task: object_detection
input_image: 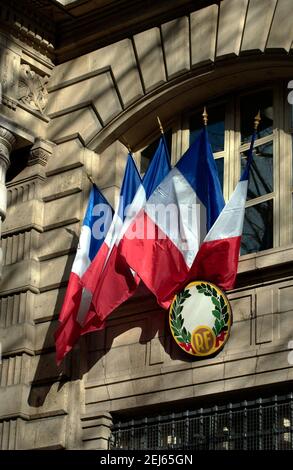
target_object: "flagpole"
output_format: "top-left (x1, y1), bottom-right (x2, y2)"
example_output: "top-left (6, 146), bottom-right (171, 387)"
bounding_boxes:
top-left (120, 137), bottom-right (133, 154)
top-left (254, 110), bottom-right (261, 130)
top-left (86, 173), bottom-right (95, 186)
top-left (157, 116), bottom-right (164, 134)
top-left (125, 142), bottom-right (132, 154)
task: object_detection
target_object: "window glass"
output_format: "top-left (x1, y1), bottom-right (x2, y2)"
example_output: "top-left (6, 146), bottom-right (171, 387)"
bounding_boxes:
top-left (241, 199), bottom-right (273, 255)
top-left (189, 105), bottom-right (225, 152)
top-left (241, 90), bottom-right (273, 143)
top-left (241, 142), bottom-right (273, 199)
top-left (215, 157), bottom-right (224, 191)
top-left (138, 84), bottom-right (292, 258)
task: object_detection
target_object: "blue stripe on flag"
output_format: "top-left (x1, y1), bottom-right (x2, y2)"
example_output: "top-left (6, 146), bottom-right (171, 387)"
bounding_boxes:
top-left (118, 153), bottom-right (142, 221)
top-left (176, 127), bottom-right (225, 230)
top-left (142, 135), bottom-right (171, 199)
top-left (83, 185), bottom-right (113, 261)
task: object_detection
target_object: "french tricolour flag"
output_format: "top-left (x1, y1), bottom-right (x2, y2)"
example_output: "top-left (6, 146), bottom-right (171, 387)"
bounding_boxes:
top-left (120, 127), bottom-right (225, 308)
top-left (81, 136), bottom-right (171, 326)
top-left (187, 130), bottom-right (257, 290)
top-left (55, 184), bottom-right (113, 364)
top-left (81, 153), bottom-right (142, 326)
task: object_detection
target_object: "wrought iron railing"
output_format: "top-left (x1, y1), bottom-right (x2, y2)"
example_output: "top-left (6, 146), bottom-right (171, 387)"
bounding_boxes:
top-left (109, 393), bottom-right (293, 450)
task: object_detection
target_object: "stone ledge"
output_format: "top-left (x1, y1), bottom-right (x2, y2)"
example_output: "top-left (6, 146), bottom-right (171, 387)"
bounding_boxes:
top-left (0, 384), bottom-right (32, 419)
top-left (0, 323), bottom-right (35, 355)
top-left (42, 167), bottom-right (83, 202)
top-left (84, 346), bottom-right (293, 395)
top-left (17, 414), bottom-right (67, 449)
top-left (84, 364), bottom-right (293, 415)
top-left (0, 260), bottom-right (40, 295)
top-left (238, 244), bottom-right (293, 273)
top-left (2, 200), bottom-right (44, 236)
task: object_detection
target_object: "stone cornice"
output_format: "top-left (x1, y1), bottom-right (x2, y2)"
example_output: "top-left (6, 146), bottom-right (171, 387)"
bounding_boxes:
top-left (0, 0), bottom-right (216, 62)
top-left (0, 0), bottom-right (55, 58)
top-left (54, 0), bottom-right (216, 63)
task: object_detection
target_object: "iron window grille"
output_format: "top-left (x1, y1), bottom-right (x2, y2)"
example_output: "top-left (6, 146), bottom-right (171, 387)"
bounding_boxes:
top-left (109, 393), bottom-right (293, 450)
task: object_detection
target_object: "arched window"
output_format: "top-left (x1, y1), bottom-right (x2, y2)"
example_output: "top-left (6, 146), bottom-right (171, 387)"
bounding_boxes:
top-left (134, 82), bottom-right (292, 256)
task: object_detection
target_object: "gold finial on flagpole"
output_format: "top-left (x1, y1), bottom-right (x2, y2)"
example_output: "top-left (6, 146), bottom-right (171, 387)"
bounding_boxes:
top-left (254, 110), bottom-right (261, 130)
top-left (202, 106), bottom-right (208, 126)
top-left (86, 173), bottom-right (95, 186)
top-left (157, 116), bottom-right (164, 134)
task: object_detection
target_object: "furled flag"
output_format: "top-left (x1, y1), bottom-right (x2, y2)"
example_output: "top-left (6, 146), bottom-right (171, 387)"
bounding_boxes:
top-left (54, 184), bottom-right (113, 365)
top-left (81, 136), bottom-right (171, 327)
top-left (120, 126), bottom-right (225, 309)
top-left (186, 117), bottom-right (259, 290)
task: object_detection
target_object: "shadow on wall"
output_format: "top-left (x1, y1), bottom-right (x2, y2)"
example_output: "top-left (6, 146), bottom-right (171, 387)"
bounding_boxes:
top-left (28, 228), bottom-right (80, 407)
top-left (27, 254), bottom-right (195, 409)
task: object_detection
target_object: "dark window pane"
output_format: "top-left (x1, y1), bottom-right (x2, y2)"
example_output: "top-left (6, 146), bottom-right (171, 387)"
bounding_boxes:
top-left (141, 128), bottom-right (172, 174)
top-left (241, 199), bottom-right (273, 255)
top-left (241, 90), bottom-right (273, 143)
top-left (189, 105), bottom-right (225, 152)
top-left (215, 157), bottom-right (224, 191)
top-left (241, 142), bottom-right (273, 199)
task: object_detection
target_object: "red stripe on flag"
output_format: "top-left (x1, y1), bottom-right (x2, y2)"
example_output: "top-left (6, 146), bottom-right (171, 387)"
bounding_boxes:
top-left (82, 244), bottom-right (139, 326)
top-left (120, 211), bottom-right (189, 309)
top-left (55, 273), bottom-right (106, 365)
top-left (187, 236), bottom-right (242, 290)
top-left (54, 272), bottom-right (82, 365)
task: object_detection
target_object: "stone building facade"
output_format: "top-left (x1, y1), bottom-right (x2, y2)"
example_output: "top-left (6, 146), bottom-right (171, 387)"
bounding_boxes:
top-left (0, 0), bottom-right (293, 450)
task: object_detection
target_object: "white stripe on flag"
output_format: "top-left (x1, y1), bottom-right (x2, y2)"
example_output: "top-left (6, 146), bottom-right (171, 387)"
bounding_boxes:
top-left (204, 180), bottom-right (248, 242)
top-left (72, 225), bottom-right (91, 277)
top-left (118, 184), bottom-right (146, 243)
top-left (145, 168), bottom-right (206, 267)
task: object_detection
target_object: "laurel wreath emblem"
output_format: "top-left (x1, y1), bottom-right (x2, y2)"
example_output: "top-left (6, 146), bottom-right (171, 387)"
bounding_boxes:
top-left (195, 283), bottom-right (229, 336)
top-left (170, 288), bottom-right (192, 345)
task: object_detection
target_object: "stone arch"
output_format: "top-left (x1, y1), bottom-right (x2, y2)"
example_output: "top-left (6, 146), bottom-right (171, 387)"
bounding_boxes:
top-left (47, 0), bottom-right (293, 150)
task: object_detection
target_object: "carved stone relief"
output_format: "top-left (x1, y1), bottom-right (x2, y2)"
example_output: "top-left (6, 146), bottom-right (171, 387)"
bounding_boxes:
top-left (28, 139), bottom-right (54, 167)
top-left (17, 64), bottom-right (49, 114)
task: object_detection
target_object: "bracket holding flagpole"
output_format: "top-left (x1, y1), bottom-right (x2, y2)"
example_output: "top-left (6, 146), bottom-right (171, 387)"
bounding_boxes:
top-left (126, 142), bottom-right (132, 154)
top-left (254, 110), bottom-right (261, 130)
top-left (120, 138), bottom-right (132, 154)
top-left (202, 106), bottom-right (208, 126)
top-left (157, 116), bottom-right (164, 135)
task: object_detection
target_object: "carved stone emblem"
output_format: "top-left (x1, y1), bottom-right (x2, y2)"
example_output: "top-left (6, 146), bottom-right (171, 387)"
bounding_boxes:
top-left (18, 64), bottom-right (49, 114)
top-left (28, 139), bottom-right (55, 167)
